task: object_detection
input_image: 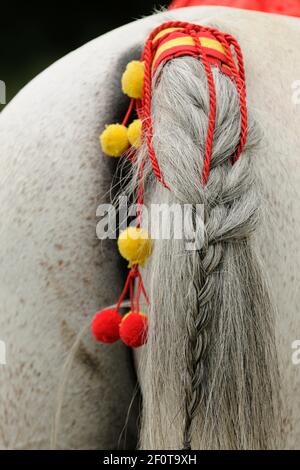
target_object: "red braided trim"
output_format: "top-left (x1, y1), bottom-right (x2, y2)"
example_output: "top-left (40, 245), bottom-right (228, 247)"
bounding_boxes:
top-left (140, 21), bottom-right (248, 185)
top-left (188, 27), bottom-right (216, 185)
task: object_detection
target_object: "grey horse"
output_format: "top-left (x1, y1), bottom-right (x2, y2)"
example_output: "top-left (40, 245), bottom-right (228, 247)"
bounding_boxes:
top-left (0, 6), bottom-right (299, 449)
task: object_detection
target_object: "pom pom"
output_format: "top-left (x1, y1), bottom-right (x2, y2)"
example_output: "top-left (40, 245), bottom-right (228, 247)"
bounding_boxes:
top-left (100, 124), bottom-right (129, 157)
top-left (119, 312), bottom-right (148, 348)
top-left (91, 308), bottom-right (122, 343)
top-left (121, 61), bottom-right (144, 99)
top-left (117, 227), bottom-right (153, 266)
top-left (128, 119), bottom-right (142, 148)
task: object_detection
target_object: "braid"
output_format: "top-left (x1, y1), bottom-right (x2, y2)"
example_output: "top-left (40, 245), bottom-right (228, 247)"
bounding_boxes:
top-left (183, 156), bottom-right (259, 448)
top-left (183, 241), bottom-right (223, 449)
top-left (181, 57), bottom-right (260, 445)
top-left (134, 56), bottom-right (280, 449)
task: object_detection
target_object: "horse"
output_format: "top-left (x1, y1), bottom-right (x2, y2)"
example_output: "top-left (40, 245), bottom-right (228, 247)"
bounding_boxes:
top-left (0, 6), bottom-right (299, 449)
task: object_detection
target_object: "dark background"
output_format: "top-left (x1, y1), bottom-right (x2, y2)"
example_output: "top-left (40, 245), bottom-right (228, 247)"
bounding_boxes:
top-left (0, 1), bottom-right (170, 105)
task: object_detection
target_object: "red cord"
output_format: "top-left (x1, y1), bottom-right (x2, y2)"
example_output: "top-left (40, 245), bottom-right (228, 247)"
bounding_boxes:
top-left (188, 27), bottom-right (216, 185)
top-left (116, 266), bottom-right (149, 314)
top-left (140, 21), bottom-right (248, 184)
top-left (142, 39), bottom-right (170, 189)
top-left (120, 22), bottom-right (248, 186)
top-left (122, 98), bottom-right (135, 126)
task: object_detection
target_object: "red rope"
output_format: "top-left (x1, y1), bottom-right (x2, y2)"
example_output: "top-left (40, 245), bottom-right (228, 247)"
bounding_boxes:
top-left (116, 269), bottom-right (133, 311)
top-left (120, 21), bottom-right (248, 187)
top-left (122, 98), bottom-right (135, 126)
top-left (116, 265), bottom-right (149, 314)
top-left (139, 20), bottom-right (248, 184)
top-left (188, 27), bottom-right (216, 185)
top-left (210, 29), bottom-right (248, 162)
top-left (142, 39), bottom-right (170, 189)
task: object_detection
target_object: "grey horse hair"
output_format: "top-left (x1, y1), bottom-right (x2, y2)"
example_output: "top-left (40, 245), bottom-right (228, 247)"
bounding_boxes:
top-left (125, 56), bottom-right (282, 449)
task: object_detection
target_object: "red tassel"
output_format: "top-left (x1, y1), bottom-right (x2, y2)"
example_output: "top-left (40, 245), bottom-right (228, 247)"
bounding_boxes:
top-left (91, 266), bottom-right (149, 347)
top-left (119, 312), bottom-right (148, 348)
top-left (91, 308), bottom-right (122, 343)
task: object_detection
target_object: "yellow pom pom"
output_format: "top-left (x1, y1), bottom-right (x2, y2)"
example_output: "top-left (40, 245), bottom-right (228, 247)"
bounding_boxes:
top-left (100, 124), bottom-right (129, 157)
top-left (118, 227), bottom-right (153, 267)
top-left (128, 119), bottom-right (142, 148)
top-left (121, 61), bottom-right (144, 99)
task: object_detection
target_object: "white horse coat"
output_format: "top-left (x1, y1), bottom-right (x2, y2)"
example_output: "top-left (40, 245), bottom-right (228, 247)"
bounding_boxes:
top-left (0, 6), bottom-right (299, 449)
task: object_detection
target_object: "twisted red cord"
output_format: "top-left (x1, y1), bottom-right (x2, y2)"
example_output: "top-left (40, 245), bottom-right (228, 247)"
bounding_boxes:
top-left (188, 27), bottom-right (216, 185)
top-left (142, 39), bottom-right (170, 189)
top-left (116, 269), bottom-right (133, 311)
top-left (139, 21), bottom-right (248, 184)
top-left (122, 98), bottom-right (135, 126)
top-left (211, 29), bottom-right (248, 162)
top-left (116, 266), bottom-right (149, 314)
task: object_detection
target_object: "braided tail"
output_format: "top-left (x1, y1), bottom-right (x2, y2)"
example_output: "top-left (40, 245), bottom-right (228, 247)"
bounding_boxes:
top-left (183, 239), bottom-right (221, 449)
top-left (134, 57), bottom-right (281, 449)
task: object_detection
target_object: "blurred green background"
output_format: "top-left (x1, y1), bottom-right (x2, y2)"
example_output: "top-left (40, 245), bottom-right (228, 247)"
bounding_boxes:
top-left (0, 1), bottom-right (169, 105)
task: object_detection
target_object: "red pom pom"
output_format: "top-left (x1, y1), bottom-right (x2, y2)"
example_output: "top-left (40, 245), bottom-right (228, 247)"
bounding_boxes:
top-left (119, 312), bottom-right (148, 348)
top-left (91, 308), bottom-right (122, 343)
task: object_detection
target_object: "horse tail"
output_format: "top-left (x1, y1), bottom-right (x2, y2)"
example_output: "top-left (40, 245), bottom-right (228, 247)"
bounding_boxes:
top-left (134, 56), bottom-right (281, 449)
